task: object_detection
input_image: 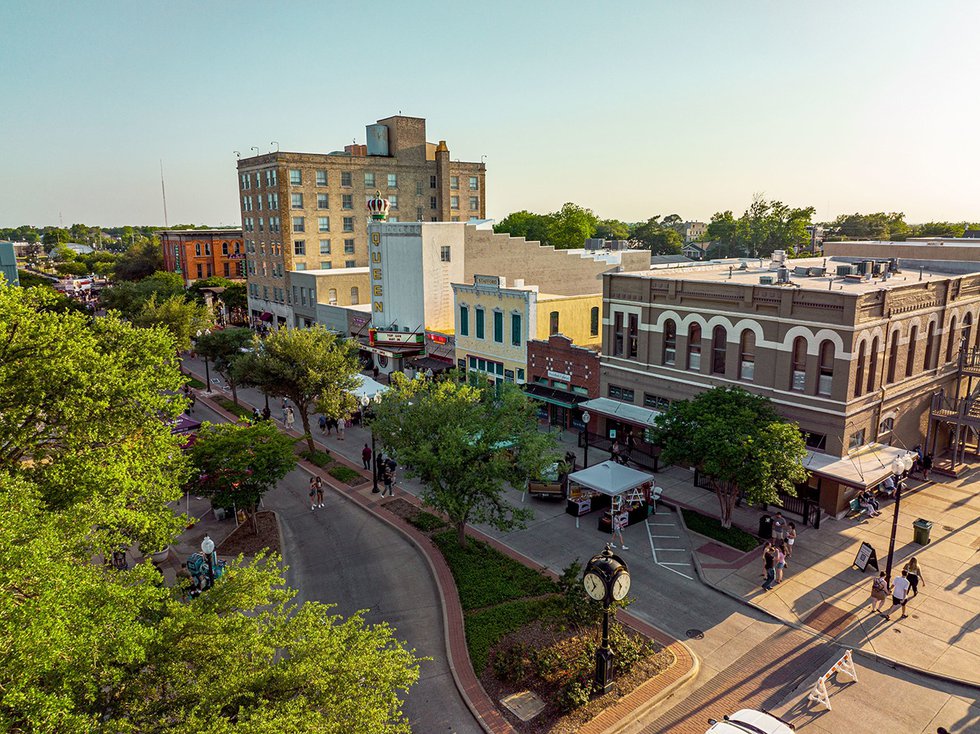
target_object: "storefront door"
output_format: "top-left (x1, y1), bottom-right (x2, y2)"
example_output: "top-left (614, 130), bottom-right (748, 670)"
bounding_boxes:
top-left (550, 404), bottom-right (567, 428)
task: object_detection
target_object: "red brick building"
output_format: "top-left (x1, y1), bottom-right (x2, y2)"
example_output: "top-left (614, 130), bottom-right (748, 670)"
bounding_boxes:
top-left (525, 334), bottom-right (600, 429)
top-left (160, 229), bottom-right (245, 286)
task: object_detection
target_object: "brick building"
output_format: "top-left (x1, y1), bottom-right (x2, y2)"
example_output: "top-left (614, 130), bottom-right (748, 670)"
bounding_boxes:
top-left (160, 229), bottom-right (245, 286)
top-left (236, 115), bottom-right (486, 325)
top-left (596, 256), bottom-right (980, 516)
top-left (526, 333), bottom-right (600, 429)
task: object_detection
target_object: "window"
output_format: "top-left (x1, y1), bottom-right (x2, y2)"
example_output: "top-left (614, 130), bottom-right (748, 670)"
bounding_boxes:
top-left (295, 262), bottom-right (306, 271)
top-left (628, 314), bottom-right (639, 358)
top-left (511, 314), bottom-right (522, 346)
top-left (450, 176), bottom-right (459, 190)
top-left (320, 261), bottom-right (331, 269)
top-left (430, 196), bottom-right (437, 210)
top-left (416, 207), bottom-right (424, 221)
top-left (739, 330), bottom-right (755, 380)
top-left (241, 173), bottom-right (250, 189)
top-left (387, 173), bottom-right (397, 188)
top-left (493, 311), bottom-right (504, 343)
top-left (196, 263), bottom-right (203, 279)
top-left (608, 384), bottom-right (635, 403)
top-left (867, 336), bottom-right (879, 393)
top-left (294, 240), bottom-right (305, 255)
top-left (469, 196), bottom-right (479, 211)
top-left (517, 368), bottom-right (525, 382)
top-left (342, 194), bottom-right (353, 210)
top-left (416, 180), bottom-right (423, 195)
top-left (590, 307), bottom-right (600, 337)
top-left (299, 287), bottom-right (306, 305)
top-left (344, 238), bottom-right (355, 254)
top-left (289, 169), bottom-right (302, 185)
top-left (475, 308), bottom-right (485, 339)
top-left (389, 195), bottom-right (398, 209)
top-left (292, 216), bottom-right (305, 232)
top-left (803, 431), bottom-right (827, 450)
top-left (291, 193), bottom-right (303, 209)
top-left (343, 217), bottom-right (354, 232)
top-left (469, 176), bottom-right (478, 190)
top-left (318, 216), bottom-right (330, 232)
top-left (963, 313), bottom-right (974, 354)
top-left (879, 417), bottom-right (895, 434)
top-left (818, 340), bottom-right (834, 395)
top-left (459, 305), bottom-right (469, 336)
top-left (791, 336), bottom-right (807, 391)
top-left (549, 311), bottom-right (560, 336)
top-left (351, 287), bottom-right (359, 305)
top-left (906, 325), bottom-right (918, 377)
top-left (855, 341), bottom-right (867, 397)
top-left (450, 195), bottom-right (459, 210)
top-left (887, 329), bottom-right (900, 383)
top-left (430, 175), bottom-right (437, 189)
top-left (687, 324), bottom-right (702, 371)
top-left (711, 326), bottom-right (727, 375)
top-left (195, 242), bottom-right (201, 256)
top-left (317, 193), bottom-right (329, 209)
top-left (440, 246), bottom-right (451, 262)
top-left (319, 239), bottom-right (331, 255)
top-left (925, 320), bottom-right (939, 369)
top-left (265, 169), bottom-right (277, 186)
top-left (364, 172), bottom-right (375, 187)
top-left (663, 319), bottom-right (677, 365)
top-left (848, 428), bottom-right (866, 451)
top-left (643, 394), bottom-right (670, 411)
top-left (316, 170), bottom-right (327, 186)
top-left (328, 288), bottom-right (337, 305)
top-left (946, 316), bottom-right (958, 363)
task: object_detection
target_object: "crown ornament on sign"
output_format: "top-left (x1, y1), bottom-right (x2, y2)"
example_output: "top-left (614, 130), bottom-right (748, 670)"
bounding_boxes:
top-left (367, 190), bottom-right (390, 221)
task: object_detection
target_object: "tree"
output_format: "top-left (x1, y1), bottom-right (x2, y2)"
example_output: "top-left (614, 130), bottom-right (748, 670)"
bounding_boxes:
top-left (187, 421), bottom-right (296, 532)
top-left (234, 326), bottom-right (362, 453)
top-left (101, 271), bottom-right (186, 319)
top-left (493, 210), bottom-right (554, 244)
top-left (41, 227), bottom-right (70, 247)
top-left (194, 327), bottom-right (252, 404)
top-left (706, 210), bottom-right (738, 252)
top-left (136, 294), bottom-right (213, 353)
top-left (547, 202), bottom-right (598, 249)
top-left (652, 387), bottom-right (809, 528)
top-left (594, 218), bottom-right (630, 241)
top-left (113, 236), bottom-right (164, 281)
top-left (630, 217), bottom-right (683, 255)
top-left (370, 374), bottom-right (557, 546)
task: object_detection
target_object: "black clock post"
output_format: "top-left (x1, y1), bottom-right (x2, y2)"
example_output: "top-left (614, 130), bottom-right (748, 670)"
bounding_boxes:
top-left (582, 544), bottom-right (631, 696)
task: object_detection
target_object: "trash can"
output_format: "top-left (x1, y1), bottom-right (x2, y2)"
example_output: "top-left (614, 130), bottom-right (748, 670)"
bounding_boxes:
top-left (759, 514), bottom-right (773, 540)
top-left (913, 518), bottom-right (933, 545)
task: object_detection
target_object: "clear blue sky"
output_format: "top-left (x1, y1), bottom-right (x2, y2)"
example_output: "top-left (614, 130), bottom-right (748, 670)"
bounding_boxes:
top-left (2, 1), bottom-right (978, 228)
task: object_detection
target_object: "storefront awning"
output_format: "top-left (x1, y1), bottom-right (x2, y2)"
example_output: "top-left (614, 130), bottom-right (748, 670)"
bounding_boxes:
top-left (803, 443), bottom-right (914, 490)
top-left (524, 383), bottom-right (585, 409)
top-left (579, 397), bottom-right (661, 428)
top-left (358, 341), bottom-right (423, 358)
top-left (568, 460), bottom-right (653, 496)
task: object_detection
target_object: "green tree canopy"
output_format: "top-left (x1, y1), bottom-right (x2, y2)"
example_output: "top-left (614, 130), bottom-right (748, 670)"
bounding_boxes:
top-left (101, 270), bottom-right (186, 319)
top-left (706, 197), bottom-right (815, 257)
top-left (652, 387), bottom-right (809, 528)
top-left (194, 326), bottom-right (253, 404)
top-left (234, 326), bottom-right (362, 452)
top-left (113, 236), bottom-right (164, 281)
top-left (594, 218), bottom-right (631, 241)
top-left (493, 210), bottom-right (554, 244)
top-left (136, 293), bottom-right (213, 353)
top-left (629, 217), bottom-right (683, 255)
top-left (546, 202), bottom-right (598, 249)
top-left (370, 374), bottom-right (557, 546)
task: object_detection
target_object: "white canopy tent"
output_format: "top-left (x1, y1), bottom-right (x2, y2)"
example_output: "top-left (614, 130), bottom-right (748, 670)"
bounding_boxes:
top-left (349, 374), bottom-right (388, 401)
top-left (567, 460), bottom-right (653, 496)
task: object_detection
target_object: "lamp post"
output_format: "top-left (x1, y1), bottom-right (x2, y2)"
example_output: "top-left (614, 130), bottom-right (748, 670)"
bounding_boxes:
top-left (582, 545), bottom-right (631, 696)
top-left (195, 329), bottom-right (212, 393)
top-left (884, 452), bottom-right (915, 580)
top-left (361, 394), bottom-right (380, 493)
top-left (201, 535), bottom-right (216, 590)
top-left (582, 411), bottom-right (591, 469)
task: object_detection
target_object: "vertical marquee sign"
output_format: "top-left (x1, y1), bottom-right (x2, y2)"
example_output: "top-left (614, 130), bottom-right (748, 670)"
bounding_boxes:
top-left (371, 231), bottom-right (384, 314)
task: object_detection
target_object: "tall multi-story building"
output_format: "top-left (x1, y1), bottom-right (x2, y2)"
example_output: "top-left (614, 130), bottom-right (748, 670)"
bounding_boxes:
top-left (159, 229), bottom-right (245, 286)
top-left (236, 115), bottom-right (487, 325)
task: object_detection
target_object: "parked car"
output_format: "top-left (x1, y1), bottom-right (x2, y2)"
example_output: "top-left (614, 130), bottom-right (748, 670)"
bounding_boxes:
top-left (706, 709), bottom-right (796, 734)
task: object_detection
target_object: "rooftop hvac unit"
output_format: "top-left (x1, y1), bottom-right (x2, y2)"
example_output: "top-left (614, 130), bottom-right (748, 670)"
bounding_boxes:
top-left (777, 267), bottom-right (790, 283)
top-left (808, 266), bottom-right (827, 277)
top-left (793, 266), bottom-right (809, 277)
top-left (759, 275), bottom-right (775, 285)
top-left (836, 264), bottom-right (857, 276)
top-left (888, 258), bottom-right (900, 272)
top-left (856, 260), bottom-right (874, 275)
top-left (872, 261), bottom-right (886, 276)
top-left (772, 249), bottom-right (787, 265)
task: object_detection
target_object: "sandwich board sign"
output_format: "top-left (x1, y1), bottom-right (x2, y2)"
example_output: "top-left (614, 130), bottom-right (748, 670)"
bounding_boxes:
top-left (853, 542), bottom-right (879, 572)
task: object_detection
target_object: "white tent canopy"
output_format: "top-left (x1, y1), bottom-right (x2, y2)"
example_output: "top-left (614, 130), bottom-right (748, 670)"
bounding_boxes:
top-left (567, 460), bottom-right (653, 496)
top-left (349, 374), bottom-right (388, 401)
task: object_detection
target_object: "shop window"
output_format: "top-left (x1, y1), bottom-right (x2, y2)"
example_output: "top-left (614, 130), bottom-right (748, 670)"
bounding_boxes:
top-left (739, 330), bottom-right (755, 381)
top-left (608, 384), bottom-right (635, 403)
top-left (590, 306), bottom-right (600, 337)
top-left (854, 341), bottom-right (867, 397)
top-left (818, 340), bottom-right (834, 395)
top-left (887, 329), bottom-right (900, 383)
top-left (906, 325), bottom-right (918, 377)
top-left (687, 324), bottom-right (701, 371)
top-left (711, 326), bottom-right (726, 375)
top-left (663, 319), bottom-right (676, 365)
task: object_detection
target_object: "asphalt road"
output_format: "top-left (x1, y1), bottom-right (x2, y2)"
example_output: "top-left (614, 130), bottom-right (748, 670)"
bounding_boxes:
top-left (194, 402), bottom-right (481, 734)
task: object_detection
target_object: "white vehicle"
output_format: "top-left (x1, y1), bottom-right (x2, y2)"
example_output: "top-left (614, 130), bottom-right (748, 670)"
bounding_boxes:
top-left (706, 708), bottom-right (796, 734)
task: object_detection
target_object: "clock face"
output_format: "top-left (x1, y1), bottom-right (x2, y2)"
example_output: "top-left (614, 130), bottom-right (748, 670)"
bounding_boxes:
top-left (583, 571), bottom-right (606, 601)
top-left (611, 571), bottom-right (631, 601)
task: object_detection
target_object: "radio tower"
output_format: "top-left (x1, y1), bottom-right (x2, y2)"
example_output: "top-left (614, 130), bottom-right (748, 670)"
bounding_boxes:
top-left (160, 160), bottom-right (169, 227)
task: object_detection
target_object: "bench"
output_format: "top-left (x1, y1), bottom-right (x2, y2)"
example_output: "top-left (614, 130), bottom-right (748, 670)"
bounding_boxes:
top-left (849, 497), bottom-right (869, 517)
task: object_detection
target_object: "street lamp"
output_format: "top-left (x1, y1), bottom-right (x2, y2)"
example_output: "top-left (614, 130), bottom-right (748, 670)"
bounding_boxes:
top-left (582, 545), bottom-right (631, 695)
top-left (582, 411), bottom-right (592, 469)
top-left (195, 329), bottom-right (212, 393)
top-left (884, 452), bottom-right (916, 580)
top-left (201, 535), bottom-right (216, 590)
top-left (361, 394), bottom-right (380, 493)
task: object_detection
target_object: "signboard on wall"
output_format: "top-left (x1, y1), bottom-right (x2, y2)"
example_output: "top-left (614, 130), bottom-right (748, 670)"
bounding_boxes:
top-left (369, 329), bottom-right (424, 346)
top-left (473, 274), bottom-right (500, 287)
top-left (547, 369), bottom-right (572, 382)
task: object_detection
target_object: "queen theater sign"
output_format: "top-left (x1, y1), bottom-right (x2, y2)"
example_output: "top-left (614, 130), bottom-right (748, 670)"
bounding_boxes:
top-left (370, 231), bottom-right (384, 314)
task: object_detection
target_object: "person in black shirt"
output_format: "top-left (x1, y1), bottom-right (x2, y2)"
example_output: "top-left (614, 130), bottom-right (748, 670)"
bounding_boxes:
top-left (761, 543), bottom-right (776, 591)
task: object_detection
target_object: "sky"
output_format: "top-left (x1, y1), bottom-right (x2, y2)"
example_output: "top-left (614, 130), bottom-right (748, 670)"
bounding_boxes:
top-left (2, 1), bottom-right (979, 228)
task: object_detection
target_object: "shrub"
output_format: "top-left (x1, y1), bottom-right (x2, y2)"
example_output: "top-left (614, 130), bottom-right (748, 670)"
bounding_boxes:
top-left (300, 449), bottom-right (332, 468)
top-left (408, 511), bottom-right (446, 533)
top-left (185, 377), bottom-right (206, 389)
top-left (557, 678), bottom-right (592, 712)
top-left (328, 465), bottom-right (363, 484)
top-left (215, 396), bottom-right (253, 420)
top-left (681, 508), bottom-right (759, 552)
top-left (492, 642), bottom-right (534, 684)
top-left (465, 597), bottom-right (563, 673)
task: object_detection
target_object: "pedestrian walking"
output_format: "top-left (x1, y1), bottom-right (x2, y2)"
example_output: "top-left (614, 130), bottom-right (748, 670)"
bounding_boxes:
top-left (772, 512), bottom-right (787, 542)
top-left (786, 522), bottom-right (797, 557)
top-left (372, 365), bottom-right (380, 381)
top-left (362, 443), bottom-right (372, 469)
top-left (381, 465), bottom-right (395, 497)
top-left (252, 407), bottom-right (261, 422)
top-left (187, 391), bottom-right (196, 414)
top-left (261, 405), bottom-right (271, 421)
top-left (922, 453), bottom-right (933, 480)
top-left (314, 476), bottom-right (325, 508)
top-left (326, 417), bottom-right (337, 436)
top-left (886, 569), bottom-right (912, 619)
top-left (761, 543), bottom-right (776, 591)
top-left (281, 399), bottom-right (289, 422)
top-left (308, 477), bottom-right (318, 512)
top-left (336, 417), bottom-right (346, 440)
top-left (610, 439), bottom-right (622, 464)
top-left (870, 571), bottom-right (889, 614)
top-left (318, 415), bottom-right (327, 434)
top-left (903, 557), bottom-right (925, 597)
top-left (610, 510), bottom-right (629, 550)
top-left (285, 407), bottom-right (295, 431)
top-left (774, 542), bottom-right (787, 584)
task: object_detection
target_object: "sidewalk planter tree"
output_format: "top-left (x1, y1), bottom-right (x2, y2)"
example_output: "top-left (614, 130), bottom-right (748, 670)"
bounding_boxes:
top-left (194, 327), bottom-right (252, 405)
top-left (187, 421), bottom-right (297, 533)
top-left (135, 293), bottom-right (214, 353)
top-left (234, 325), bottom-right (361, 453)
top-left (371, 372), bottom-right (557, 547)
top-left (652, 386), bottom-right (809, 529)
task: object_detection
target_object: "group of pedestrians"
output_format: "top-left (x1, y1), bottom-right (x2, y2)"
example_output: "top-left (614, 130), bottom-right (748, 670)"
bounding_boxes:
top-left (317, 414), bottom-right (347, 439)
top-left (870, 557), bottom-right (925, 620)
top-left (761, 512), bottom-right (797, 591)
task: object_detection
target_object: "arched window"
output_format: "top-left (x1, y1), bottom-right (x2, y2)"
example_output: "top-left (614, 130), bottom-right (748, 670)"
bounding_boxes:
top-left (867, 336), bottom-right (880, 393)
top-left (818, 340), bottom-right (834, 395)
top-left (739, 330), bottom-right (756, 380)
top-left (590, 306), bottom-right (600, 337)
top-left (963, 313), bottom-right (973, 356)
top-left (350, 286), bottom-right (359, 305)
top-left (946, 316), bottom-right (958, 363)
top-left (925, 321), bottom-right (937, 369)
top-left (906, 325), bottom-right (918, 376)
top-left (328, 288), bottom-right (337, 305)
top-left (887, 329), bottom-right (900, 383)
top-left (687, 324), bottom-right (702, 371)
top-left (791, 337), bottom-right (807, 391)
top-left (855, 341), bottom-right (867, 397)
top-left (662, 319), bottom-right (677, 365)
top-left (711, 326), bottom-right (727, 375)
